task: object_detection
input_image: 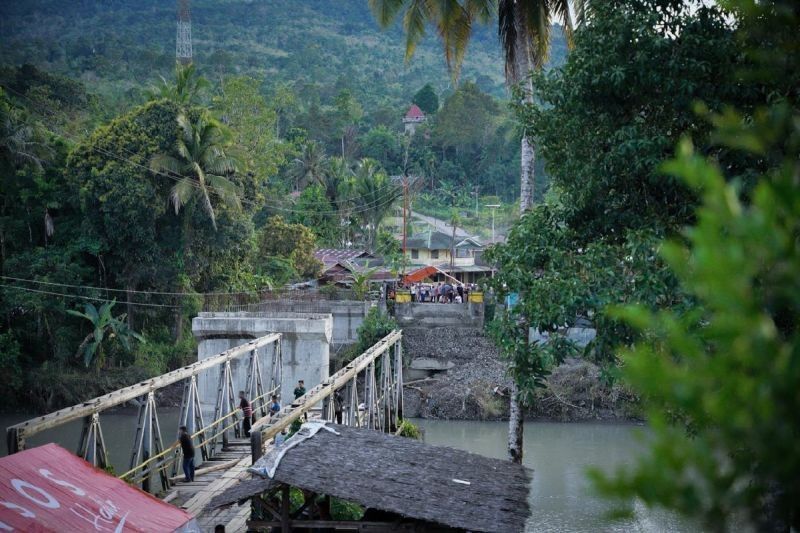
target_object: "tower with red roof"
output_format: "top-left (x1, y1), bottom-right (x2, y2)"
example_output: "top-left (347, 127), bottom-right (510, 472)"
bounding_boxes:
top-left (403, 104), bottom-right (427, 134)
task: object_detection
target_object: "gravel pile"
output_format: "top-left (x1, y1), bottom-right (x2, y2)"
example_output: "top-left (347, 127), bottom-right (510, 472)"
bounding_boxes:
top-left (402, 327), bottom-right (512, 420)
top-left (402, 329), bottom-right (639, 422)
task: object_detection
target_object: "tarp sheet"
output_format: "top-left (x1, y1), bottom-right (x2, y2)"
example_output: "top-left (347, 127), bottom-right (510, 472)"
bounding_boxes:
top-left (0, 443), bottom-right (199, 532)
top-left (403, 265), bottom-right (440, 284)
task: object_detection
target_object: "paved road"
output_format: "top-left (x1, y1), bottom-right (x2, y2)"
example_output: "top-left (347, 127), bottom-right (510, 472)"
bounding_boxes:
top-left (411, 211), bottom-right (472, 238)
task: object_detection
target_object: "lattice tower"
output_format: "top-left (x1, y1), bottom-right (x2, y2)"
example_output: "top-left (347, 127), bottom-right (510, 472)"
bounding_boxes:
top-left (176, 0), bottom-right (192, 65)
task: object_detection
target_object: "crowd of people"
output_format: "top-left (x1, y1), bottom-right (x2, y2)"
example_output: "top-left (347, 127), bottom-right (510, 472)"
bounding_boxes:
top-left (407, 281), bottom-right (479, 303)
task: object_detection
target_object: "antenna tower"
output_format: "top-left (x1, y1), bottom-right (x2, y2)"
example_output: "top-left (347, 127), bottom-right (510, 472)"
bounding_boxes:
top-left (176, 0), bottom-right (193, 65)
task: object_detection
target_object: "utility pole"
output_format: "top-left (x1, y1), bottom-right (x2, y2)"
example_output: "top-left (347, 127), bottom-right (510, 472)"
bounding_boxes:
top-left (402, 175), bottom-right (408, 280)
top-left (473, 186), bottom-right (480, 218)
top-left (176, 0), bottom-right (193, 65)
top-left (486, 204), bottom-right (500, 243)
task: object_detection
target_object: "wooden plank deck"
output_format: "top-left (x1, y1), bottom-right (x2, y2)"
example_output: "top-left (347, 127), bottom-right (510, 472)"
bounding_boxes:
top-left (160, 437), bottom-right (255, 532)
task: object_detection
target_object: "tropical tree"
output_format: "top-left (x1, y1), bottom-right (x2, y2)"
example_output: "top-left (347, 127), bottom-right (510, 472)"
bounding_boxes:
top-left (352, 159), bottom-right (402, 251)
top-left (412, 83), bottom-right (439, 114)
top-left (147, 63), bottom-right (209, 107)
top-left (289, 140), bottom-right (329, 192)
top-left (369, 0), bottom-right (579, 463)
top-left (67, 301), bottom-right (145, 368)
top-left (150, 112), bottom-right (241, 231)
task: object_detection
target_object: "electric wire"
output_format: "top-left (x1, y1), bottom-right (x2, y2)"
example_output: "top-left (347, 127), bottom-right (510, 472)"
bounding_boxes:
top-left (0, 83), bottom-right (404, 217)
top-left (0, 283), bottom-right (181, 308)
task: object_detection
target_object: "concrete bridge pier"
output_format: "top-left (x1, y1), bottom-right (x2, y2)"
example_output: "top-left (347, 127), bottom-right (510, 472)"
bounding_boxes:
top-left (192, 312), bottom-right (333, 409)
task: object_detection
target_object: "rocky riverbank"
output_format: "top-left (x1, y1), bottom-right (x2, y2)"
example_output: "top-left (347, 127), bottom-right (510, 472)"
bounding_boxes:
top-left (402, 327), bottom-right (639, 422)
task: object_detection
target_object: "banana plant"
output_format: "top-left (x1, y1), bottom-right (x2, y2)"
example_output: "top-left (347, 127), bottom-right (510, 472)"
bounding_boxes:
top-left (67, 301), bottom-right (145, 368)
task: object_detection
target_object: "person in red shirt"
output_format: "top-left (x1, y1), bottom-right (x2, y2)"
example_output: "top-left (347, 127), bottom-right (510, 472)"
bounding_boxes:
top-left (239, 391), bottom-right (253, 436)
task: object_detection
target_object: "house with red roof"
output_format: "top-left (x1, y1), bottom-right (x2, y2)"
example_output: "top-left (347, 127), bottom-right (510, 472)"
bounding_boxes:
top-left (403, 104), bottom-right (427, 134)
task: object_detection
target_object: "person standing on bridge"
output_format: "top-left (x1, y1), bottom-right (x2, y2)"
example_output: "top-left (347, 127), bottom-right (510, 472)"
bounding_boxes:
top-left (268, 394), bottom-right (281, 418)
top-left (239, 391), bottom-right (253, 437)
top-left (294, 380), bottom-right (307, 421)
top-left (333, 389), bottom-right (344, 424)
top-left (178, 426), bottom-right (195, 482)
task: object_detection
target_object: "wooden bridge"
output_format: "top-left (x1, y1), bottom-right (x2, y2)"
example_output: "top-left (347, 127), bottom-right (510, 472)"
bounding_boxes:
top-left (5, 329), bottom-right (405, 532)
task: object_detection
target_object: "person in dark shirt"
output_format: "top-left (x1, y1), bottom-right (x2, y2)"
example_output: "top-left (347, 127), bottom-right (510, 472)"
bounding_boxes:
top-left (239, 391), bottom-right (253, 437)
top-left (178, 426), bottom-right (195, 482)
top-left (294, 380), bottom-right (307, 421)
top-left (333, 389), bottom-right (344, 424)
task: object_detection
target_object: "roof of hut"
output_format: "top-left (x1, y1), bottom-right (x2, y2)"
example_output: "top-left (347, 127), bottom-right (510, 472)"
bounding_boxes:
top-left (210, 424), bottom-right (531, 532)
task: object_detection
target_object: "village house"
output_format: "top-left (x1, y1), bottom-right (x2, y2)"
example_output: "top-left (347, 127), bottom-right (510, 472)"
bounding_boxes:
top-left (404, 229), bottom-right (492, 284)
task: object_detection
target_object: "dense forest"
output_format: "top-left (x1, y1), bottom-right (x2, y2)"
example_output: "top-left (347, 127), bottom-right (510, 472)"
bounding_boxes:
top-left (0, 1), bottom-right (564, 408)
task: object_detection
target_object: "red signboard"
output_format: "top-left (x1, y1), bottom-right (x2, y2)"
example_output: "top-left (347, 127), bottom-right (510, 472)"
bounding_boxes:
top-left (0, 444), bottom-right (198, 532)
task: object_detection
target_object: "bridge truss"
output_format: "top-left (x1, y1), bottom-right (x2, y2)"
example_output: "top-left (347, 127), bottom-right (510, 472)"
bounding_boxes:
top-left (6, 334), bottom-right (282, 493)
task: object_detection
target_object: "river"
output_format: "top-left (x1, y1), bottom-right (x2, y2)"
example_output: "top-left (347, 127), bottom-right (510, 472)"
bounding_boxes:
top-left (414, 419), bottom-right (693, 533)
top-left (2, 412), bottom-right (692, 532)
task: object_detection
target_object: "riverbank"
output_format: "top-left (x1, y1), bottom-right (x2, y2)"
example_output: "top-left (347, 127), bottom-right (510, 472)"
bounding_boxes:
top-left (402, 326), bottom-right (640, 422)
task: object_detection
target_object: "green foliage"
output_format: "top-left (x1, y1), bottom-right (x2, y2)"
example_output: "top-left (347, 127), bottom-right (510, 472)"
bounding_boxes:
top-left (593, 105), bottom-right (800, 531)
top-left (150, 111), bottom-right (242, 231)
top-left (212, 76), bottom-right (288, 203)
top-left (412, 83), bottom-right (439, 114)
top-left (349, 264), bottom-right (377, 301)
top-left (397, 419), bottom-right (422, 439)
top-left (256, 216), bottom-right (322, 283)
top-left (330, 498), bottom-right (365, 521)
top-left (146, 63), bottom-right (209, 107)
top-left (486, 0), bottom-right (747, 400)
top-left (0, 333), bottom-right (24, 404)
top-left (66, 301), bottom-right (145, 368)
top-left (590, 2), bottom-right (800, 527)
top-left (353, 308), bottom-right (397, 356)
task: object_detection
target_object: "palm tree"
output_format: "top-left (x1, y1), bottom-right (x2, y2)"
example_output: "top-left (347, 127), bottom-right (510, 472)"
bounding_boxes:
top-left (352, 159), bottom-right (402, 251)
top-left (289, 141), bottom-right (330, 192)
top-left (150, 112), bottom-right (241, 231)
top-left (369, 0), bottom-right (578, 211)
top-left (369, 0), bottom-right (582, 464)
top-left (147, 63), bottom-right (209, 107)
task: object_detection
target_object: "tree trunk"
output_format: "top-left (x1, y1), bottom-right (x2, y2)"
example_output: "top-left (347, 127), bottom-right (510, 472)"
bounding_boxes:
top-left (508, 382), bottom-right (524, 463)
top-left (508, 12), bottom-right (536, 464)
top-left (519, 135), bottom-right (535, 212)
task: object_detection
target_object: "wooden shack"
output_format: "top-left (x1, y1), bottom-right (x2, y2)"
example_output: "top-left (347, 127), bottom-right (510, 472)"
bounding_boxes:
top-left (210, 423), bottom-right (531, 532)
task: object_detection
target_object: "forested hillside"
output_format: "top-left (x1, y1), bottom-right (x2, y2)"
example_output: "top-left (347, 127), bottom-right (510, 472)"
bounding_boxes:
top-left (0, 1), bottom-right (565, 408)
top-left (1, 0), bottom-right (517, 103)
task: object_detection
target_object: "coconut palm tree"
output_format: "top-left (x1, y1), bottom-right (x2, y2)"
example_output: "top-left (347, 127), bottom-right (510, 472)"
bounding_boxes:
top-left (352, 159), bottom-right (402, 251)
top-left (289, 140), bottom-right (330, 192)
top-left (150, 112), bottom-right (241, 231)
top-left (147, 63), bottom-right (209, 107)
top-left (369, 0), bottom-right (579, 211)
top-left (369, 0), bottom-right (583, 465)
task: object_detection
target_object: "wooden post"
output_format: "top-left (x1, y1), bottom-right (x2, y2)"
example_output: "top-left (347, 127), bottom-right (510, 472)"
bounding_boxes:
top-left (251, 430), bottom-right (263, 464)
top-left (395, 340), bottom-right (404, 422)
top-left (281, 484), bottom-right (291, 533)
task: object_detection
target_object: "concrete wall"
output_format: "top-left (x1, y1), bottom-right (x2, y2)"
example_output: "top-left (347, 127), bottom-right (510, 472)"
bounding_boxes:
top-left (244, 301), bottom-right (372, 347)
top-left (394, 301), bottom-right (484, 329)
top-left (192, 312), bottom-right (332, 409)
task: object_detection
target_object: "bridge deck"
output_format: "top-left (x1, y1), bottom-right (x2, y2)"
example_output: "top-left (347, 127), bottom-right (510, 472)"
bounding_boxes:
top-left (164, 438), bottom-right (260, 531)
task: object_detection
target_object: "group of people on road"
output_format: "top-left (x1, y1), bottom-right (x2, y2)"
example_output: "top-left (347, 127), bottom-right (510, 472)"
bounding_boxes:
top-left (409, 281), bottom-right (478, 303)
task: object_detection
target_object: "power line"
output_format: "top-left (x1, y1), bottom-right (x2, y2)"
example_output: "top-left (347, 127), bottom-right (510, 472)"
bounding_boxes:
top-left (0, 283), bottom-right (181, 308)
top-left (0, 275), bottom-right (270, 297)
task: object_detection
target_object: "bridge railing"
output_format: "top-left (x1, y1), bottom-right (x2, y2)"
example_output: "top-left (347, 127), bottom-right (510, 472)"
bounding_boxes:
top-left (249, 329), bottom-right (404, 462)
top-left (6, 333), bottom-right (282, 494)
